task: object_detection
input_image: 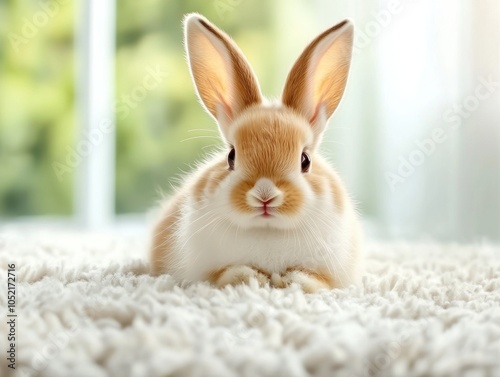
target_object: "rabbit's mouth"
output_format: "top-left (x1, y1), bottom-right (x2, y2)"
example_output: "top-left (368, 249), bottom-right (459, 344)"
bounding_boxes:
top-left (256, 206), bottom-right (276, 218)
top-left (262, 201), bottom-right (273, 217)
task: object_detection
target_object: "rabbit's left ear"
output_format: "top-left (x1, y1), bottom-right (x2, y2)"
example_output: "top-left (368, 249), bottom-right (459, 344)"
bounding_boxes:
top-left (184, 14), bottom-right (262, 139)
top-left (282, 20), bottom-right (353, 142)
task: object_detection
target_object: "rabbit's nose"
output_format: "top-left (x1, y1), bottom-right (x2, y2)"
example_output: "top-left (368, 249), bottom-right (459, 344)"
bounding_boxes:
top-left (246, 178), bottom-right (284, 208)
top-left (248, 192), bottom-right (282, 209)
top-left (256, 196), bottom-right (278, 207)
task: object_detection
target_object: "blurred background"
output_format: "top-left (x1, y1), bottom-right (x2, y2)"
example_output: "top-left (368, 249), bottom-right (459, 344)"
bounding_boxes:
top-left (0, 0), bottom-right (498, 242)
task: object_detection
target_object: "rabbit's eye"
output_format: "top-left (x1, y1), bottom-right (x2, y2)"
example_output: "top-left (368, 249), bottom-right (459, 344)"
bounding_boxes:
top-left (301, 152), bottom-right (311, 173)
top-left (228, 148), bottom-right (235, 170)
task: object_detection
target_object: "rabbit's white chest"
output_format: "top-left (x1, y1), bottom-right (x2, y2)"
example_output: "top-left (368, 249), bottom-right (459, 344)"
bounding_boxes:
top-left (174, 210), bottom-right (349, 283)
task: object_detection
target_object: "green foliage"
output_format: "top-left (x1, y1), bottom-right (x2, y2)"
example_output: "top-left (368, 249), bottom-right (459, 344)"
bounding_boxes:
top-left (0, 0), bottom-right (75, 216)
top-left (0, 0), bottom-right (280, 216)
top-left (115, 0), bottom-right (278, 213)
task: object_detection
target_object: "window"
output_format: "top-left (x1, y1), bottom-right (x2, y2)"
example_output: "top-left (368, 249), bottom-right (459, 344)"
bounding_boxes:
top-left (1, 0), bottom-right (499, 242)
top-left (0, 0), bottom-right (76, 217)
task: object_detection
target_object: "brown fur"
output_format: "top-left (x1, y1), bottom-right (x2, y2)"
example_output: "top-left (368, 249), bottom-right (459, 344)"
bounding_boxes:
top-left (208, 265), bottom-right (272, 284)
top-left (306, 159), bottom-right (346, 212)
top-left (194, 159), bottom-right (229, 202)
top-left (225, 108), bottom-right (347, 215)
top-left (235, 111), bottom-right (306, 177)
top-left (185, 15), bottom-right (351, 218)
top-left (150, 195), bottom-right (184, 275)
top-left (186, 15), bottom-right (261, 120)
top-left (230, 179), bottom-right (255, 214)
top-left (208, 264), bottom-right (333, 291)
top-left (307, 173), bottom-right (325, 195)
top-left (207, 265), bottom-right (229, 283)
top-left (198, 19), bottom-right (261, 113)
top-left (285, 266), bottom-right (335, 288)
top-left (206, 161), bottom-right (230, 194)
top-left (150, 15), bottom-right (360, 289)
top-left (282, 20), bottom-right (353, 122)
top-left (192, 108), bottom-right (347, 217)
top-left (228, 109), bottom-right (308, 216)
top-left (193, 171), bottom-right (210, 203)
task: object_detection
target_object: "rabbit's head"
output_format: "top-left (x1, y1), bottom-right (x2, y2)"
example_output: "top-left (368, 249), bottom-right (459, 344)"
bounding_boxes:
top-left (184, 14), bottom-right (353, 230)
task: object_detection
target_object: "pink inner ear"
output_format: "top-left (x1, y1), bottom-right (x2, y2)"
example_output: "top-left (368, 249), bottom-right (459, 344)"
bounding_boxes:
top-left (221, 101), bottom-right (233, 120)
top-left (309, 109), bottom-right (318, 124)
top-left (215, 96), bottom-right (234, 129)
top-left (222, 101), bottom-right (233, 120)
top-left (215, 89), bottom-right (234, 121)
top-left (309, 99), bottom-right (324, 124)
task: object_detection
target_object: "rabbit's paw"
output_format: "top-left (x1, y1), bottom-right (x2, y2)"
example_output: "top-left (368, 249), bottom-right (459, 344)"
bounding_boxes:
top-left (280, 268), bottom-right (333, 293)
top-left (210, 265), bottom-right (270, 288)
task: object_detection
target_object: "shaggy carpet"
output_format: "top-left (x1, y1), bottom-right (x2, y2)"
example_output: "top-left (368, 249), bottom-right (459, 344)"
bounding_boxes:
top-left (1, 230), bottom-right (499, 377)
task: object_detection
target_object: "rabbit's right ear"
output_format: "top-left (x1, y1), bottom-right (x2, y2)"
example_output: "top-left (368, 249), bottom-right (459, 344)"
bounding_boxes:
top-left (184, 14), bottom-right (262, 139)
top-left (282, 20), bottom-right (354, 147)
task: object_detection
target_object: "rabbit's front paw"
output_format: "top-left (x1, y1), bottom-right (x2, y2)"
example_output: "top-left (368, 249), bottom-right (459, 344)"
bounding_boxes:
top-left (280, 268), bottom-right (333, 293)
top-left (210, 265), bottom-right (270, 288)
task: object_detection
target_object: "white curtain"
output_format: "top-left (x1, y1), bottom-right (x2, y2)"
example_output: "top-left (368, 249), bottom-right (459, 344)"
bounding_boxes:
top-left (277, 0), bottom-right (500, 242)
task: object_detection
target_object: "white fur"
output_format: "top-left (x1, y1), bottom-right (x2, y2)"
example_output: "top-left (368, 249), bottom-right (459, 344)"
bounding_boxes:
top-left (161, 15), bottom-right (361, 288)
top-left (167, 152), bottom-right (359, 287)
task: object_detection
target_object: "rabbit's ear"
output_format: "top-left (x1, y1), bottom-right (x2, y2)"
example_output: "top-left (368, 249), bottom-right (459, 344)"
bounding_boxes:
top-left (184, 14), bottom-right (262, 138)
top-left (282, 20), bottom-right (353, 142)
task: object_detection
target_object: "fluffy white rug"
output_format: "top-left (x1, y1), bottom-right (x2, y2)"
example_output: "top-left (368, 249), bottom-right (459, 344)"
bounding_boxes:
top-left (1, 231), bottom-right (499, 377)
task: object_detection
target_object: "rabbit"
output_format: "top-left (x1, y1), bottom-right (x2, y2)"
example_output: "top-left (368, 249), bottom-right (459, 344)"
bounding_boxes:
top-left (149, 13), bottom-right (363, 293)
